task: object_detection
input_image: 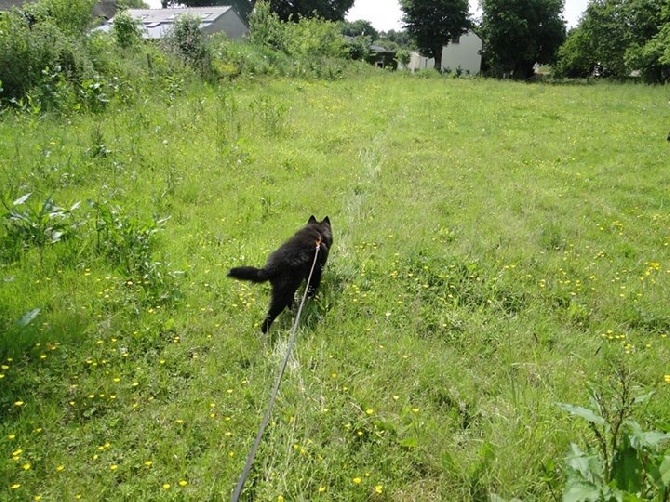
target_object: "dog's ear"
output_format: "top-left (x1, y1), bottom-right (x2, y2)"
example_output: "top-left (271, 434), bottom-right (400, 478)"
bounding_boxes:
top-left (322, 216), bottom-right (330, 225)
top-left (308, 215), bottom-right (317, 224)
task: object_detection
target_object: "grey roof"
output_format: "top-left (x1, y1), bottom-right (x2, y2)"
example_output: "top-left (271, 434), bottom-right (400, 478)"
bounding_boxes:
top-left (109, 6), bottom-right (236, 40)
top-left (0, 0), bottom-right (25, 10)
top-left (370, 45), bottom-right (394, 54)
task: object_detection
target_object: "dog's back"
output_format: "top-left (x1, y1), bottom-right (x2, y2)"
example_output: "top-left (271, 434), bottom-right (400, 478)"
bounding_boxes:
top-left (228, 215), bottom-right (332, 332)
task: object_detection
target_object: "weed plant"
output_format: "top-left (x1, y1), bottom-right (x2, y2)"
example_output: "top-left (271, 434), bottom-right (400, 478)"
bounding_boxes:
top-left (0, 74), bottom-right (669, 500)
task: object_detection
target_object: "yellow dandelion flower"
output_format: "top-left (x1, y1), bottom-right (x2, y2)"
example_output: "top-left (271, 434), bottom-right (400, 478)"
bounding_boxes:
top-left (11, 484), bottom-right (20, 489)
top-left (365, 408), bottom-right (374, 415)
top-left (56, 465), bottom-right (65, 472)
top-left (22, 463), bottom-right (31, 470)
top-left (664, 375), bottom-right (670, 383)
top-left (14, 401), bottom-right (24, 407)
top-left (110, 464), bottom-right (118, 471)
top-left (374, 485), bottom-right (383, 494)
top-left (353, 477), bottom-right (362, 485)
top-left (144, 461), bottom-right (153, 467)
top-left (318, 486), bottom-right (326, 493)
top-left (162, 483), bottom-right (171, 489)
top-left (34, 496), bottom-right (42, 501)
top-left (179, 480), bottom-right (188, 487)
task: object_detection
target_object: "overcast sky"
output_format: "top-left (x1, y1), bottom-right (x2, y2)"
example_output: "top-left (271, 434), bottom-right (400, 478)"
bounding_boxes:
top-left (144, 0), bottom-right (589, 30)
top-left (345, 0), bottom-right (589, 31)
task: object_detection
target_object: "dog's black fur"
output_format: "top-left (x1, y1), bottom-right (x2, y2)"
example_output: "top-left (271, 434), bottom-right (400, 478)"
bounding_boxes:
top-left (227, 216), bottom-right (332, 333)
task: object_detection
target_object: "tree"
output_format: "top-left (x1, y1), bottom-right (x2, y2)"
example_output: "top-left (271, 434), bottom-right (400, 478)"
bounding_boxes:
top-left (626, 6), bottom-right (670, 83)
top-left (266, 0), bottom-right (354, 22)
top-left (400, 0), bottom-right (470, 70)
top-left (341, 20), bottom-right (378, 40)
top-left (381, 29), bottom-right (414, 49)
top-left (552, 27), bottom-right (594, 78)
top-left (480, 0), bottom-right (565, 79)
top-left (553, 0), bottom-right (668, 82)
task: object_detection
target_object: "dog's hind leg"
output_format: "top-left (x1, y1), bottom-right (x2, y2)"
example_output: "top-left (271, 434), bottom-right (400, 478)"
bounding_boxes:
top-left (261, 277), bottom-right (301, 333)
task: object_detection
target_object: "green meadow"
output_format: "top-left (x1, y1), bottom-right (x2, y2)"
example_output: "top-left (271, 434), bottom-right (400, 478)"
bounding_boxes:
top-left (1, 73), bottom-right (669, 500)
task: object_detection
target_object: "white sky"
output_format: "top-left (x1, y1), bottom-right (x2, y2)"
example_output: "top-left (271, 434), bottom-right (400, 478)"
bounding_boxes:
top-left (145, 0), bottom-right (589, 30)
top-left (346, 0), bottom-right (589, 31)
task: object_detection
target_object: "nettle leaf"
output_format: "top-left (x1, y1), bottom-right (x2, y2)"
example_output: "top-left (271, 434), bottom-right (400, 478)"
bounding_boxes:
top-left (633, 390), bottom-right (655, 405)
top-left (562, 480), bottom-right (602, 502)
top-left (13, 193), bottom-right (31, 205)
top-left (17, 307), bottom-right (41, 326)
top-left (627, 420), bottom-right (670, 450)
top-left (658, 456), bottom-right (670, 487)
top-left (612, 446), bottom-right (643, 494)
top-left (557, 402), bottom-right (605, 425)
top-left (565, 443), bottom-right (593, 479)
top-left (564, 443), bottom-right (606, 483)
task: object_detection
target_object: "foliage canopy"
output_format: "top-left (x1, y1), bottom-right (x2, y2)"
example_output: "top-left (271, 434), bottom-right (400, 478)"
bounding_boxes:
top-left (554, 0), bottom-right (670, 82)
top-left (400, 0), bottom-right (470, 70)
top-left (480, 0), bottom-right (566, 78)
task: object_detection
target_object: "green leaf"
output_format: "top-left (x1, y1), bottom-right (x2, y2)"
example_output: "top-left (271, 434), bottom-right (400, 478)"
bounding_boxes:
top-left (557, 402), bottom-right (605, 425)
top-left (563, 480), bottom-right (602, 502)
top-left (13, 193), bottom-right (31, 205)
top-left (399, 436), bottom-right (417, 449)
top-left (655, 456), bottom-right (670, 488)
top-left (612, 446), bottom-right (643, 494)
top-left (17, 307), bottom-right (41, 327)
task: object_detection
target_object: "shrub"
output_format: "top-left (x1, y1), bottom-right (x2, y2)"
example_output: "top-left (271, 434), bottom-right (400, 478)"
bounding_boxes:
top-left (284, 15), bottom-right (346, 60)
top-left (112, 10), bottom-right (143, 49)
top-left (0, 10), bottom-right (92, 108)
top-left (32, 0), bottom-right (98, 37)
top-left (162, 14), bottom-right (209, 74)
top-left (248, 0), bottom-right (286, 51)
top-left (0, 193), bottom-right (81, 263)
top-left (558, 367), bottom-right (670, 501)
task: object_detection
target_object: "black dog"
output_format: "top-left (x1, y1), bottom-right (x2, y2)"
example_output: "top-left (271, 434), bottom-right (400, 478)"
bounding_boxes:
top-left (228, 216), bottom-right (332, 332)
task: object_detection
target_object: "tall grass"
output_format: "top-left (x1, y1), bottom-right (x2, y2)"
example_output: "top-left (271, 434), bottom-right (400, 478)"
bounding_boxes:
top-left (0, 74), bottom-right (669, 500)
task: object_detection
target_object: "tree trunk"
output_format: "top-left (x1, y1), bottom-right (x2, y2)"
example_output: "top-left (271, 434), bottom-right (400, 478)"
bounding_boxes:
top-left (432, 45), bottom-right (443, 72)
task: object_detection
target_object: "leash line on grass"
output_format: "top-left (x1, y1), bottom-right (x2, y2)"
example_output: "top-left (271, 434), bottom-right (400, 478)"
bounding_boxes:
top-left (231, 241), bottom-right (322, 502)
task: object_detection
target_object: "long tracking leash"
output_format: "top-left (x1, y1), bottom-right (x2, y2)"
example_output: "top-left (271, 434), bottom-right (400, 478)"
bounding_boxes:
top-left (230, 240), bottom-right (322, 502)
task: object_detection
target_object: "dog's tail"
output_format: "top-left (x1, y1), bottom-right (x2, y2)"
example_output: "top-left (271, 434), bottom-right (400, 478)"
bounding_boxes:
top-left (227, 266), bottom-right (271, 283)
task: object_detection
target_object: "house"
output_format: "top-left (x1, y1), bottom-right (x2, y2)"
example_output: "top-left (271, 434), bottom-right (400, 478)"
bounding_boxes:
top-left (366, 44), bottom-right (397, 70)
top-left (408, 30), bottom-right (482, 75)
top-left (100, 6), bottom-right (248, 40)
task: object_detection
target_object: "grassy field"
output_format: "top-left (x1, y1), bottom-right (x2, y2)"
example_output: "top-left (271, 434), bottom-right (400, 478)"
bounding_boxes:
top-left (1, 72), bottom-right (669, 501)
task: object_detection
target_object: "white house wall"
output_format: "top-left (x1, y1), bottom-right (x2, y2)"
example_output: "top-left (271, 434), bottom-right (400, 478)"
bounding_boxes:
top-left (408, 31), bottom-right (482, 75)
top-left (441, 31), bottom-right (482, 75)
